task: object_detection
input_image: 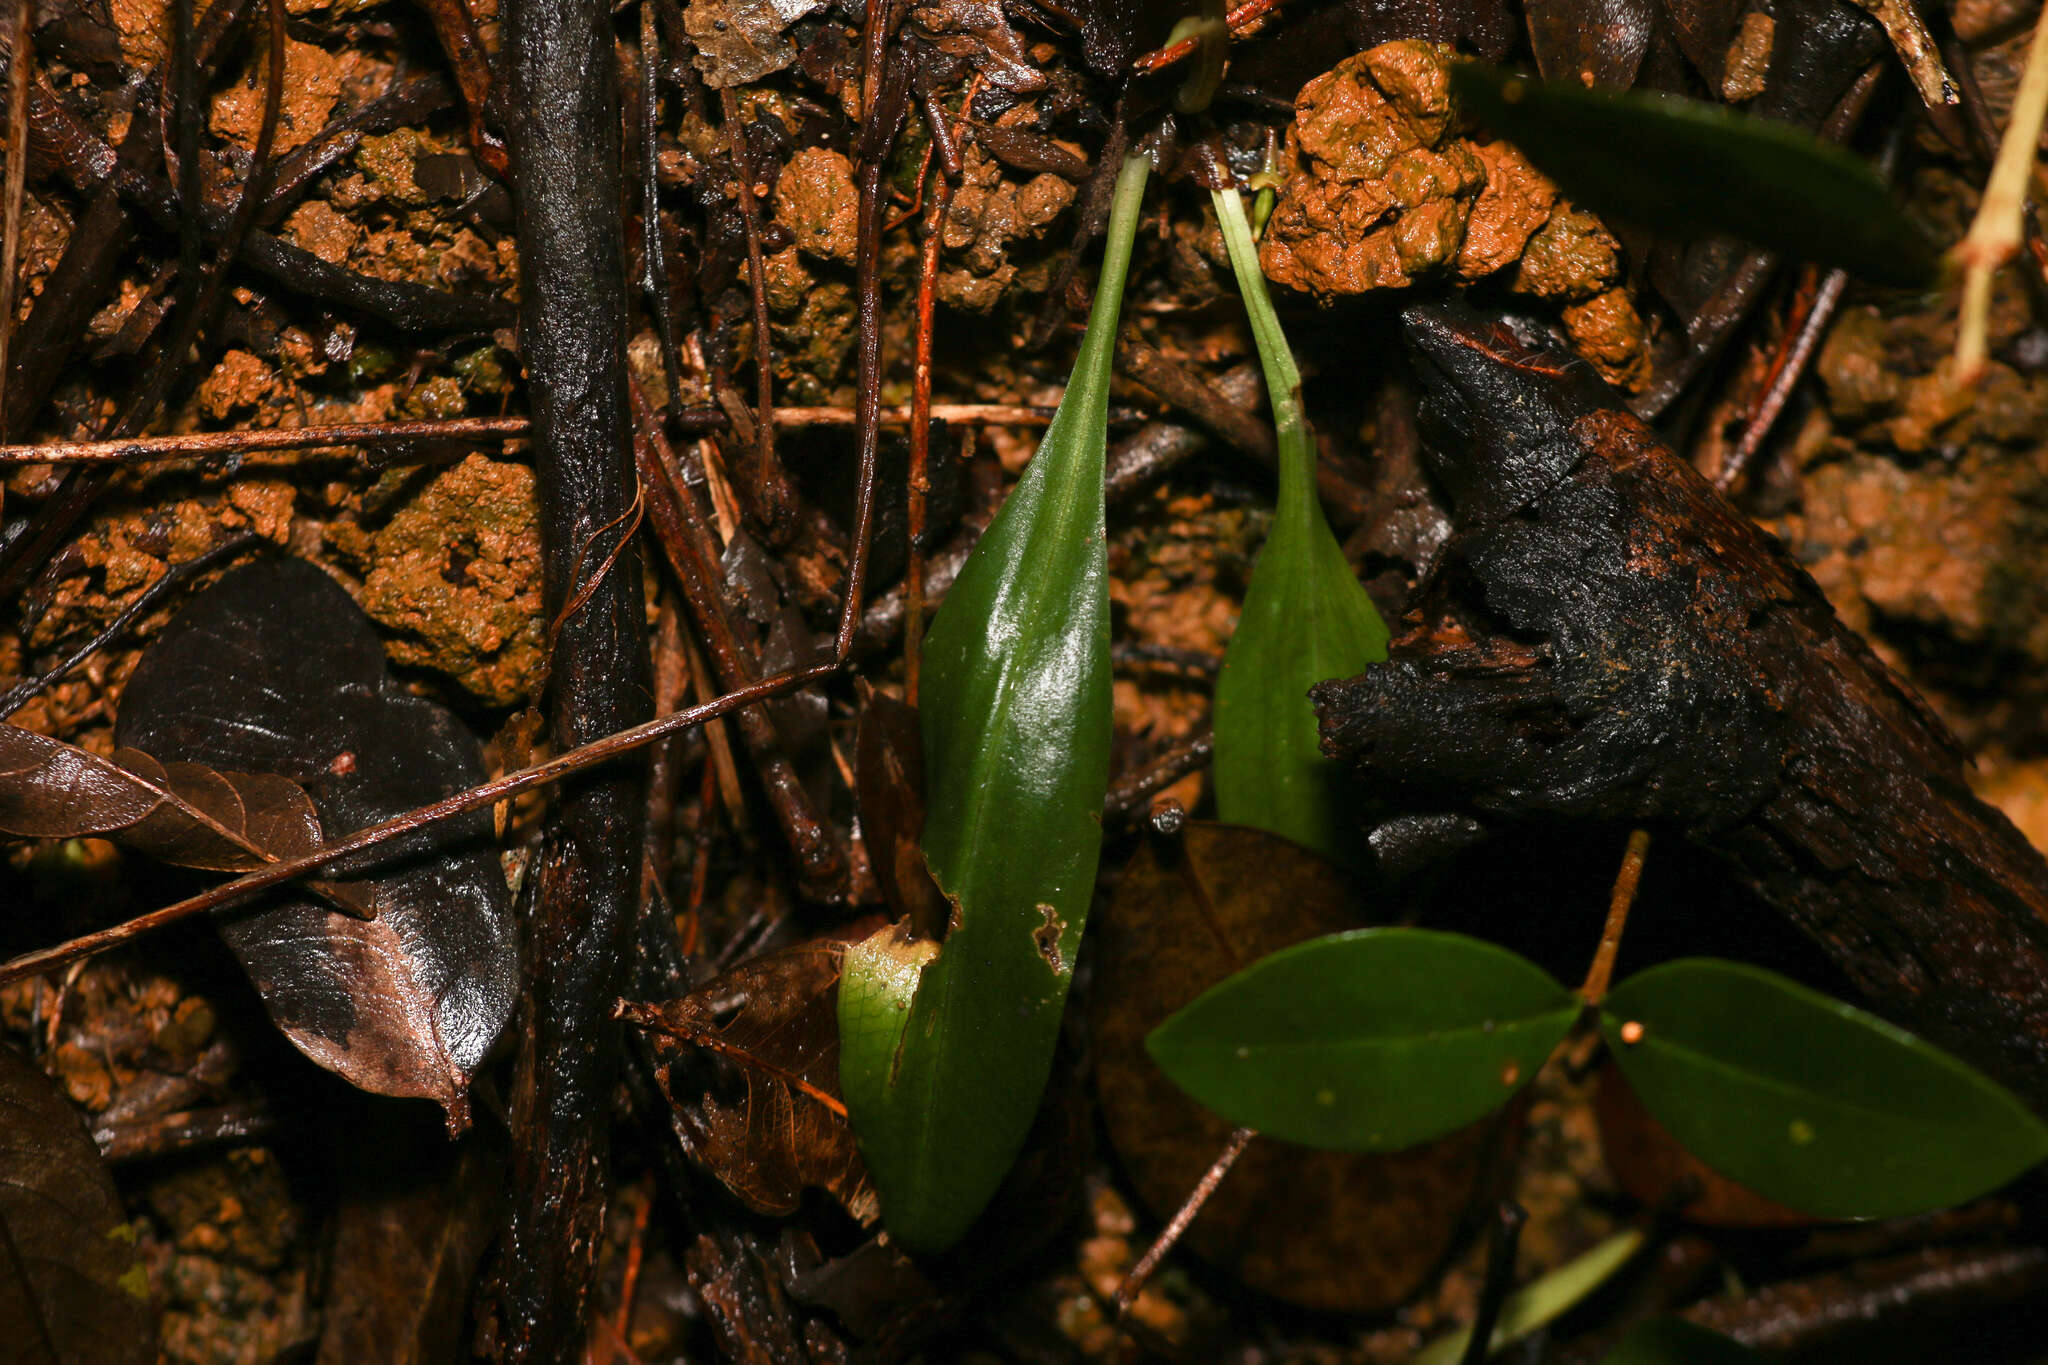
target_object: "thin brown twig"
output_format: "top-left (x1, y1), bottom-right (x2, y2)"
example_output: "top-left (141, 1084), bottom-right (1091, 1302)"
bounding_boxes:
top-left (0, 0), bottom-right (33, 442)
top-left (606, 1182), bottom-right (654, 1364)
top-left (1580, 828), bottom-right (1652, 1005)
top-left (719, 85), bottom-right (793, 541)
top-left (1717, 267), bottom-right (1848, 494)
top-left (1113, 1126), bottom-right (1254, 1316)
top-left (905, 182), bottom-right (956, 706)
top-left (0, 404), bottom-right (1080, 468)
top-left (0, 531), bottom-right (265, 717)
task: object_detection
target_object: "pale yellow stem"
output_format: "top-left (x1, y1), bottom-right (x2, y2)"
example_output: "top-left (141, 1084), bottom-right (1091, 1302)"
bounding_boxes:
top-left (1953, 11), bottom-right (2048, 386)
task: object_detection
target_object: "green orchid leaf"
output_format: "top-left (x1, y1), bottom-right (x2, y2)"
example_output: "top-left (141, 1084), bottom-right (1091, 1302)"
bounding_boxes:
top-left (1600, 1319), bottom-right (1763, 1365)
top-left (1209, 186), bottom-right (1389, 864)
top-left (838, 153), bottom-right (1151, 1254)
top-left (1413, 1228), bottom-right (1645, 1365)
top-left (1602, 959), bottom-right (2048, 1219)
top-left (1451, 63), bottom-right (1939, 288)
top-left (1146, 928), bottom-right (1577, 1150)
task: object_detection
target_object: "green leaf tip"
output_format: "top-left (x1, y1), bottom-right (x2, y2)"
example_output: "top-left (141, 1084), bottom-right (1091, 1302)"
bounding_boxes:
top-left (1209, 186), bottom-right (1390, 865)
top-left (1452, 63), bottom-right (1939, 289)
top-left (1602, 958), bottom-right (2048, 1220)
top-left (1146, 927), bottom-right (1576, 1151)
top-left (1413, 1228), bottom-right (1646, 1365)
top-left (838, 153), bottom-right (1152, 1253)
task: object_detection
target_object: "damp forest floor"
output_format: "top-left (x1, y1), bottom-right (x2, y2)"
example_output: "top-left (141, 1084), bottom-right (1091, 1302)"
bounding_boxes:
top-left (8, 0), bottom-right (2048, 1362)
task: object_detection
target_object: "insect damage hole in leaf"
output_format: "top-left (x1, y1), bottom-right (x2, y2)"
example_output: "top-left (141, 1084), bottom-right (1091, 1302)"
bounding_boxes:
top-left (1209, 183), bottom-right (1390, 865)
top-left (1599, 958), bottom-right (2048, 1219)
top-left (838, 151), bottom-right (1151, 1254)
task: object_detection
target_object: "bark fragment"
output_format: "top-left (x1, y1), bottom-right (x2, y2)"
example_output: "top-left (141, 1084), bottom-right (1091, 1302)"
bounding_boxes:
top-left (1317, 303), bottom-right (2048, 1113)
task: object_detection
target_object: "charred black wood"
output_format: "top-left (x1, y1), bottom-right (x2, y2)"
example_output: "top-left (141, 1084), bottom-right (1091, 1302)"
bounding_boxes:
top-left (1316, 303), bottom-right (2048, 1112)
top-left (492, 0), bottom-right (653, 1356)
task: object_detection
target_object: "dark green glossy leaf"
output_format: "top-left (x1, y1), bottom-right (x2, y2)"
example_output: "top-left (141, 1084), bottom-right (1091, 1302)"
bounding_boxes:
top-left (1210, 187), bottom-right (1389, 864)
top-left (839, 154), bottom-right (1150, 1253)
top-left (1602, 959), bottom-right (2048, 1219)
top-left (1601, 1319), bottom-right (1763, 1365)
top-left (1146, 928), bottom-right (1577, 1150)
top-left (1451, 63), bottom-right (1939, 288)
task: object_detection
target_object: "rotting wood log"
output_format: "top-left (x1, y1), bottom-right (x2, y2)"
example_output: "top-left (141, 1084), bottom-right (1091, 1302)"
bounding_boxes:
top-left (493, 0), bottom-right (653, 1356)
top-left (1316, 302), bottom-right (2048, 1112)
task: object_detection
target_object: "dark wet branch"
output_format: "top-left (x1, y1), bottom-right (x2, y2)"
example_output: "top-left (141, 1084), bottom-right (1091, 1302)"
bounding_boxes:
top-left (492, 0), bottom-right (653, 1355)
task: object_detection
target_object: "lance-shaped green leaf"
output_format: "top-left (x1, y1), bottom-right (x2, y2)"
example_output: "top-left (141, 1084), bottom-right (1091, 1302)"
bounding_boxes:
top-left (839, 153), bottom-right (1150, 1253)
top-left (1413, 1228), bottom-right (1645, 1365)
top-left (1602, 959), bottom-right (2048, 1219)
top-left (1451, 63), bottom-right (1939, 288)
top-left (1146, 928), bottom-right (1578, 1150)
top-left (1209, 186), bottom-right (1389, 864)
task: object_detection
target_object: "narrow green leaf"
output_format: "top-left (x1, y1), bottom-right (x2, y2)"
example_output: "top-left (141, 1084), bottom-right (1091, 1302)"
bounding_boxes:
top-left (1412, 1228), bottom-right (1645, 1365)
top-left (1209, 186), bottom-right (1389, 864)
top-left (1146, 928), bottom-right (1577, 1151)
top-left (1602, 959), bottom-right (2048, 1219)
top-left (1450, 63), bottom-right (1939, 288)
top-left (1600, 1319), bottom-right (1763, 1365)
top-left (838, 153), bottom-right (1151, 1253)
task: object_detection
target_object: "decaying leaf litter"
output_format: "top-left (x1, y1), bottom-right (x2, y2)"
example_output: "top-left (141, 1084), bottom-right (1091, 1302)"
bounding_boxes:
top-left (9, 0), bottom-right (2048, 1359)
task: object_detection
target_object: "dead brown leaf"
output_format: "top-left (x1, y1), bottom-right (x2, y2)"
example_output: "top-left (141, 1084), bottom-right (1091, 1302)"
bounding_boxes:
top-left (621, 934), bottom-right (877, 1223)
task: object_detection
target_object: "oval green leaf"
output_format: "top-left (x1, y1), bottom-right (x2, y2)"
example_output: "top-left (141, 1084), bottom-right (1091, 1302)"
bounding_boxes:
top-left (1602, 959), bottom-right (2048, 1219)
top-left (1450, 63), bottom-right (1939, 288)
top-left (1210, 186), bottom-right (1390, 865)
top-left (1146, 928), bottom-right (1577, 1151)
top-left (838, 153), bottom-right (1151, 1254)
top-left (1413, 1227), bottom-right (1645, 1365)
top-left (1601, 1319), bottom-right (1763, 1365)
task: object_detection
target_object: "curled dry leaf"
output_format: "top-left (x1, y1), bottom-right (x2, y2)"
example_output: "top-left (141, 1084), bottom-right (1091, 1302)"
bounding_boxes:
top-left (114, 559), bottom-right (516, 1126)
top-left (622, 933), bottom-right (877, 1224)
top-left (1092, 822), bottom-right (1502, 1313)
top-left (0, 1043), bottom-right (154, 1365)
top-left (0, 725), bottom-right (373, 916)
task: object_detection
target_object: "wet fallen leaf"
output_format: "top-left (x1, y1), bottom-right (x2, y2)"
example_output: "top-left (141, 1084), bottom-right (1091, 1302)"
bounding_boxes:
top-left (1657, 0), bottom-right (1748, 88)
top-left (1523, 0), bottom-right (1656, 90)
top-left (116, 558), bottom-right (517, 1126)
top-left (1092, 822), bottom-right (1501, 1312)
top-left (623, 934), bottom-right (877, 1223)
top-left (0, 1043), bottom-right (154, 1365)
top-left (0, 724), bottom-right (373, 916)
top-left (315, 1113), bottom-right (502, 1365)
top-left (685, 0), bottom-right (829, 88)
